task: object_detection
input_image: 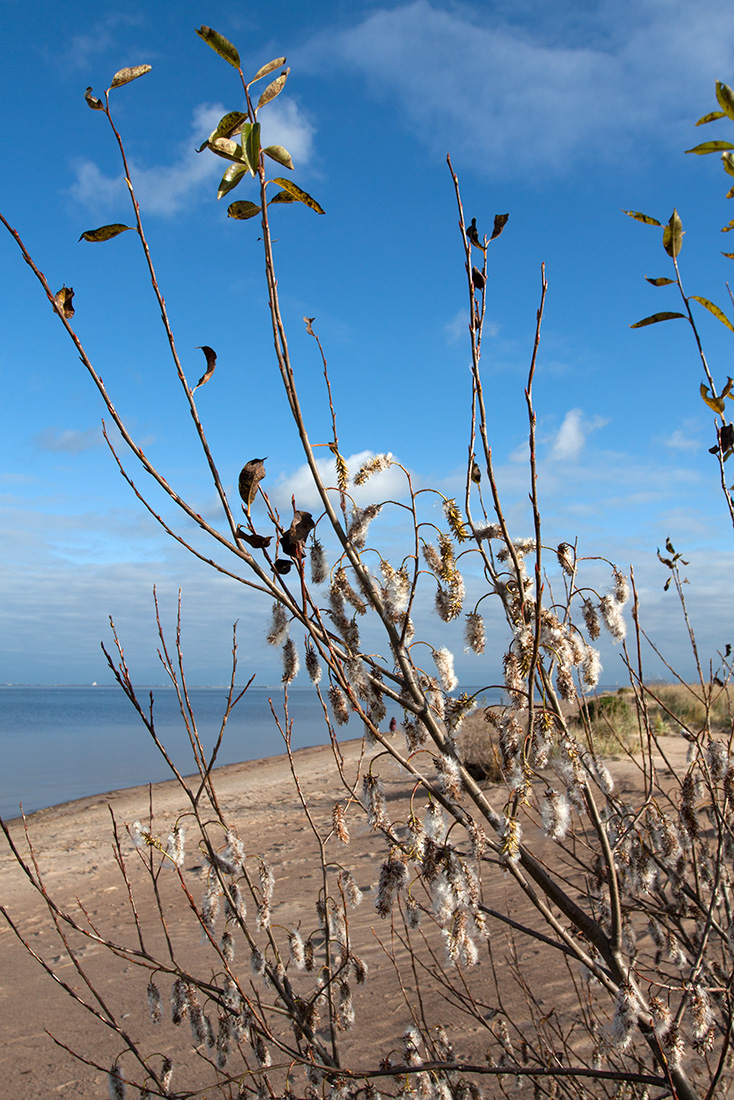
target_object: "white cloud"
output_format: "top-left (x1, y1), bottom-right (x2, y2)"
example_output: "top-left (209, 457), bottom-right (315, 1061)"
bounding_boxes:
top-left (69, 99), bottom-right (315, 217)
top-left (261, 98), bottom-right (315, 166)
top-left (549, 408), bottom-right (608, 461)
top-left (270, 449), bottom-right (409, 513)
top-left (300, 0), bottom-right (734, 178)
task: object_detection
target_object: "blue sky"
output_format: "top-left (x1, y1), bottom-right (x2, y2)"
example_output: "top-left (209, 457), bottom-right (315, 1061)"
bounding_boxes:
top-left (3, 0), bottom-right (734, 687)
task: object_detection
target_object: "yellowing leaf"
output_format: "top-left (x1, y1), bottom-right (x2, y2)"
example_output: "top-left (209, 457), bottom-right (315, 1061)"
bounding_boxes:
top-left (263, 145), bottom-right (294, 170)
top-left (621, 209), bottom-right (661, 226)
top-left (716, 80), bottom-right (734, 121)
top-left (630, 312), bottom-right (686, 328)
top-left (258, 70), bottom-right (289, 109)
top-left (272, 178), bottom-right (325, 214)
top-left (645, 276), bottom-right (675, 286)
top-left (663, 209), bottom-right (683, 258)
top-left (685, 140), bottom-right (734, 154)
top-left (210, 111), bottom-right (247, 142)
top-left (208, 137), bottom-right (244, 163)
top-left (195, 26), bottom-right (240, 69)
top-left (110, 64), bottom-right (152, 89)
top-left (227, 200), bottom-right (261, 220)
top-left (251, 56), bottom-right (287, 83)
top-left (690, 296), bottom-right (734, 333)
top-left (696, 109), bottom-right (726, 125)
top-left (79, 224), bottom-right (135, 243)
top-left (701, 381), bottom-right (727, 414)
top-left (722, 152), bottom-right (734, 179)
top-left (269, 190), bottom-right (297, 204)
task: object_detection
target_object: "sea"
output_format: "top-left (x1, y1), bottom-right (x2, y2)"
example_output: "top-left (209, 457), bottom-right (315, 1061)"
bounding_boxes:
top-left (0, 683), bottom-right (502, 820)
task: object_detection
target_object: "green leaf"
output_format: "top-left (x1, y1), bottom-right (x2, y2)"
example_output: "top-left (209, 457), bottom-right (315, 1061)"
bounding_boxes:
top-left (663, 209), bottom-right (683, 258)
top-left (195, 26), bottom-right (240, 69)
top-left (272, 177), bottom-right (325, 214)
top-left (227, 200), bottom-right (262, 220)
top-left (630, 311), bottom-right (686, 328)
top-left (79, 223), bottom-right (135, 243)
top-left (245, 122), bottom-right (261, 177)
top-left (84, 86), bottom-right (104, 110)
top-left (701, 381), bottom-right (727, 414)
top-left (258, 70), bottom-right (289, 109)
top-left (696, 109), bottom-right (726, 125)
top-left (269, 190), bottom-right (297, 204)
top-left (645, 276), bottom-right (675, 286)
top-left (685, 140), bottom-right (734, 154)
top-left (251, 56), bottom-right (287, 83)
top-left (238, 123), bottom-right (253, 172)
top-left (716, 80), bottom-right (734, 121)
top-left (110, 64), bottom-right (152, 89)
top-left (217, 163), bottom-right (248, 200)
top-left (263, 144), bottom-right (294, 170)
top-left (722, 152), bottom-right (734, 179)
top-left (691, 296), bottom-right (734, 333)
top-left (621, 209), bottom-right (662, 226)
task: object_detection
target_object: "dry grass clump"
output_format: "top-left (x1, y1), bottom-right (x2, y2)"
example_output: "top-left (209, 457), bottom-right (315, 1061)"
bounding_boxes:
top-left (458, 693), bottom-right (640, 783)
top-left (650, 681), bottom-right (733, 737)
top-left (576, 691), bottom-right (640, 757)
top-left (457, 709), bottom-right (503, 782)
top-left (573, 683), bottom-right (734, 756)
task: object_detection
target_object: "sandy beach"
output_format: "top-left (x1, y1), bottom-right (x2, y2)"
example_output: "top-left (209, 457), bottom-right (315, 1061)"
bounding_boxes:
top-left (0, 724), bottom-right (690, 1098)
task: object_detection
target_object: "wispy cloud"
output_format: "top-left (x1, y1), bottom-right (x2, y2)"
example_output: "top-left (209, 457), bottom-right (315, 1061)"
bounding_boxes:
top-left (664, 425), bottom-right (702, 452)
top-left (34, 427), bottom-right (102, 454)
top-left (55, 13), bottom-right (146, 71)
top-left (69, 99), bottom-right (315, 217)
top-left (299, 0), bottom-right (734, 179)
top-left (444, 308), bottom-right (500, 344)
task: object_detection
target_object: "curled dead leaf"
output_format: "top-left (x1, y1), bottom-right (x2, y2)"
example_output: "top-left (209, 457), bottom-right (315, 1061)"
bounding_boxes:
top-left (193, 346), bottom-right (217, 391)
top-left (54, 287), bottom-right (75, 319)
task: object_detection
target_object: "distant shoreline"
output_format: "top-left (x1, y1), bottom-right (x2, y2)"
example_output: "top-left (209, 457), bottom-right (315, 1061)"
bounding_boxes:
top-left (3, 734), bottom-right (367, 826)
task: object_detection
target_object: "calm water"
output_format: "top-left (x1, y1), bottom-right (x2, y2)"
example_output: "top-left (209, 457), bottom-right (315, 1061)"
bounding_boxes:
top-left (1, 684), bottom-right (502, 819)
top-left (0, 685), bottom-right (355, 819)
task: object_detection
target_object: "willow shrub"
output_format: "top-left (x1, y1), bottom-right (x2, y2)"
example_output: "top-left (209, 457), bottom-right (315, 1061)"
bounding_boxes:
top-left (3, 30), bottom-right (734, 1100)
